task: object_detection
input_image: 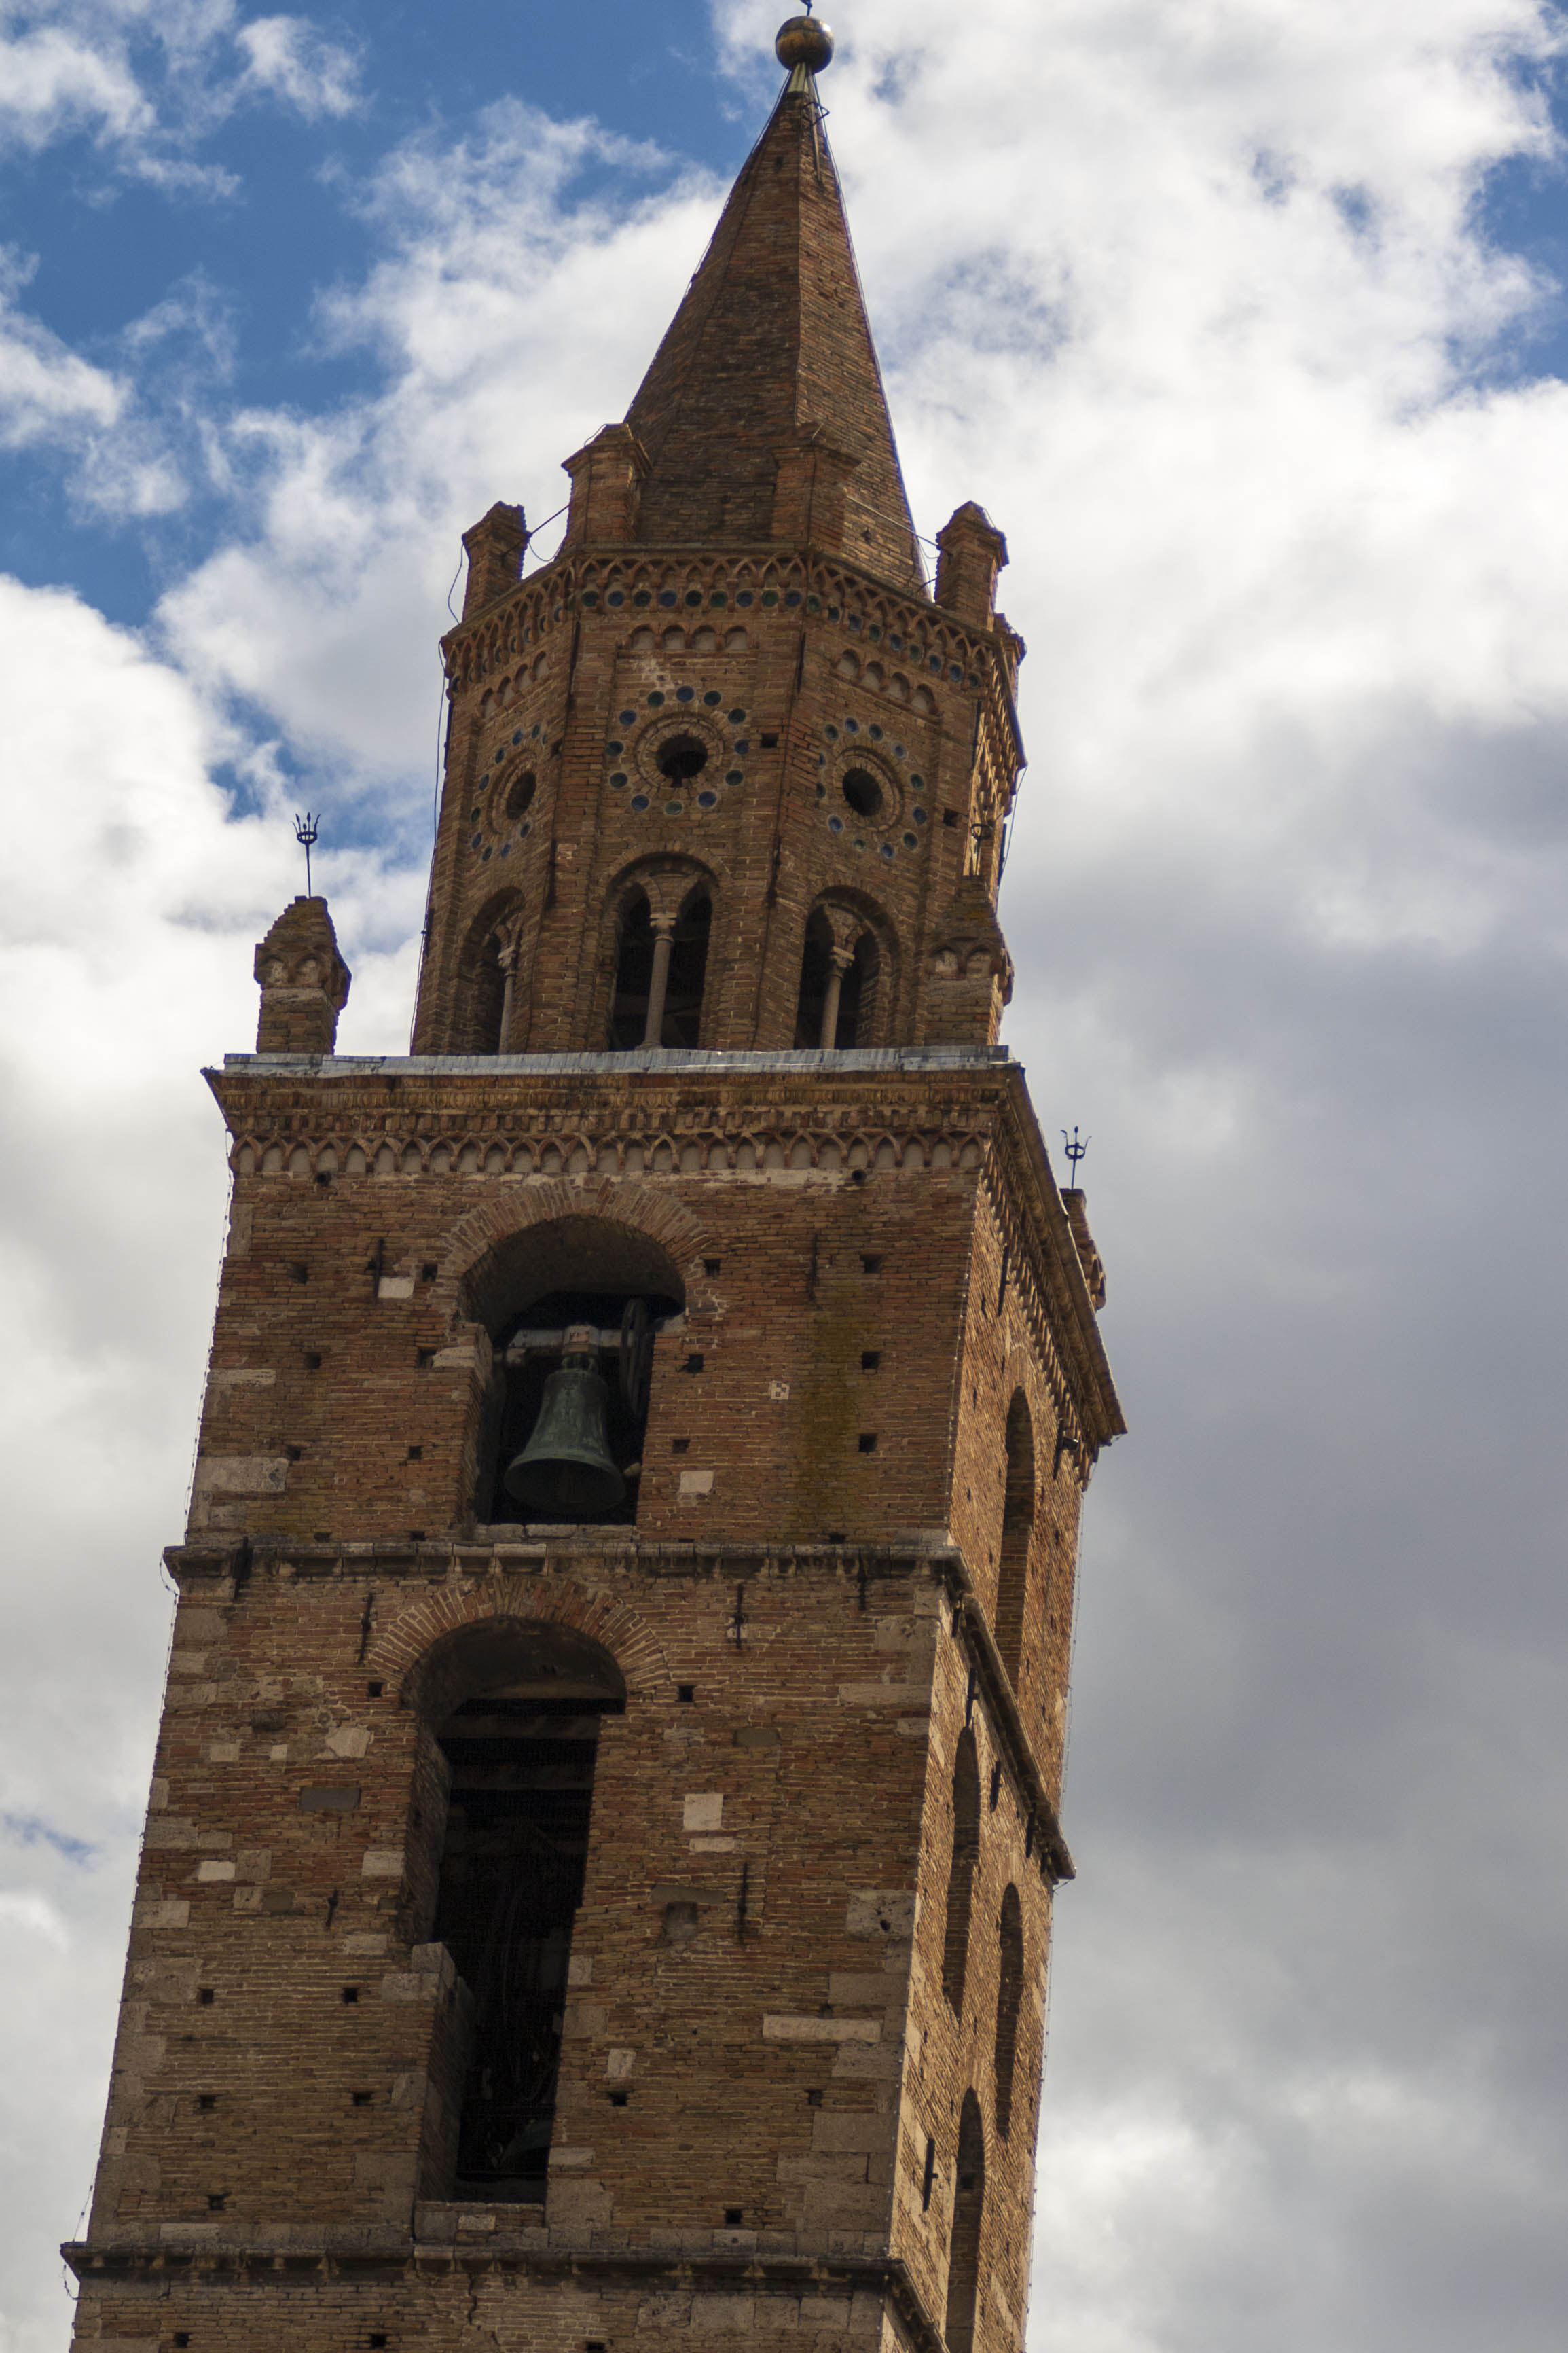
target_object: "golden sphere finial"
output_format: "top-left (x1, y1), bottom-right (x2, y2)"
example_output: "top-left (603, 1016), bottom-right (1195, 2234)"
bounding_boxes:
top-left (776, 13), bottom-right (835, 73)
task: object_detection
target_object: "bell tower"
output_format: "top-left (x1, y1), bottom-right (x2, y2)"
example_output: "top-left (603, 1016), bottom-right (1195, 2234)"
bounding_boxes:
top-left (65, 18), bottom-right (1123, 2353)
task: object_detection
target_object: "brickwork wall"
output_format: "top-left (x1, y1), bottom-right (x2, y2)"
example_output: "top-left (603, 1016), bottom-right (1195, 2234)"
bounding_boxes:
top-left (73, 2270), bottom-right (913, 2353)
top-left (72, 1548), bottom-right (1064, 2353)
top-left (891, 1618), bottom-right (1054, 2352)
top-left (86, 1549), bottom-right (941, 2246)
top-left (69, 1054), bottom-right (1114, 2353)
top-left (412, 552), bottom-right (1021, 1062)
top-left (194, 1060), bottom-right (1112, 1563)
top-left (946, 1187), bottom-right (1087, 1810)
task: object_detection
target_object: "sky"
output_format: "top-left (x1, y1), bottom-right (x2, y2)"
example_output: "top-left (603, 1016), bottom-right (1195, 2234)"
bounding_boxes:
top-left (3, 0), bottom-right (1568, 2346)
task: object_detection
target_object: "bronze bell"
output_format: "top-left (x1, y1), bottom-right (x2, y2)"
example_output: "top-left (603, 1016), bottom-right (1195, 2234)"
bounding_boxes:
top-left (503, 1350), bottom-right (625, 1520)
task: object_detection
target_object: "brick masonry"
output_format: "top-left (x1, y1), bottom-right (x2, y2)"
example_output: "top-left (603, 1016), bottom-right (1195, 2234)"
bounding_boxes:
top-left (65, 41), bottom-right (1123, 2353)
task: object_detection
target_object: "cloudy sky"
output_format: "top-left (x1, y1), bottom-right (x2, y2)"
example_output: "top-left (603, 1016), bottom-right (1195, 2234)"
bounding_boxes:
top-left (3, 0), bottom-right (1568, 2345)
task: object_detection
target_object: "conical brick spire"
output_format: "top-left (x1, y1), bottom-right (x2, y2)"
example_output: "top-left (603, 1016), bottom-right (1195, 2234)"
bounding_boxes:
top-left (625, 60), bottom-right (923, 590)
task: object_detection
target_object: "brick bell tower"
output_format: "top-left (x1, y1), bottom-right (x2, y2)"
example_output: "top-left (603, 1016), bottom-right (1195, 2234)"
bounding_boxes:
top-left (66, 18), bottom-right (1123, 2353)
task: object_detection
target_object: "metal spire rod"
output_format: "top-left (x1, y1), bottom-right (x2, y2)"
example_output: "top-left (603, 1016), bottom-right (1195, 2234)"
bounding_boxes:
top-left (294, 811), bottom-right (320, 897)
top-left (1061, 1127), bottom-right (1089, 1186)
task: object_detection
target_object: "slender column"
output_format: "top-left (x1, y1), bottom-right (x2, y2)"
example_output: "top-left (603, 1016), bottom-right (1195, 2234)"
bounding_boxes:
top-left (818, 948), bottom-right (853, 1050)
top-left (644, 918), bottom-right (676, 1047)
top-left (497, 944), bottom-right (517, 1052)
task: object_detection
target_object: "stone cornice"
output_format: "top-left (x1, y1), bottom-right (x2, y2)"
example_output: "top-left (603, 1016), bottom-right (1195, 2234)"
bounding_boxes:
top-left (61, 2243), bottom-right (945, 2351)
top-left (204, 1045), bottom-right (1121, 1448)
top-left (219, 1044), bottom-right (1008, 1079)
top-left (164, 1532), bottom-right (961, 1586)
top-left (439, 541), bottom-right (1023, 782)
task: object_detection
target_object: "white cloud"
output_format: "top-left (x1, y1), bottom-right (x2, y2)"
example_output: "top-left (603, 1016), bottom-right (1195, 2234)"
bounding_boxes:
top-left (159, 101), bottom-right (693, 782)
top-left (0, 3), bottom-right (361, 176)
top-left (0, 1891), bottom-right (69, 1946)
top-left (0, 17), bottom-right (149, 149)
top-left (235, 13), bottom-right (359, 120)
top-left (0, 246), bottom-right (122, 448)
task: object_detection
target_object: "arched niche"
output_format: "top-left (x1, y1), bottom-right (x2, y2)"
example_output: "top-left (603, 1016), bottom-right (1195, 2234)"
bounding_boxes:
top-left (792, 893), bottom-right (895, 1049)
top-left (945, 2090), bottom-right (987, 2353)
top-left (456, 890), bottom-right (526, 1054)
top-left (995, 1390), bottom-right (1035, 1685)
top-left (993, 1884), bottom-right (1024, 2138)
top-left (941, 1725), bottom-right (981, 2015)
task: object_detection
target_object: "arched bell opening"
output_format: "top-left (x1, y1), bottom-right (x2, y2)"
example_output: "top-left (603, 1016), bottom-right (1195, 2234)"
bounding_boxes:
top-left (995, 1390), bottom-right (1035, 1686)
top-left (456, 892), bottom-right (524, 1054)
top-left (608, 884), bottom-right (712, 1049)
top-left (608, 890), bottom-right (655, 1049)
top-left (473, 948), bottom-right (507, 1052)
top-left (467, 1217), bottom-right (686, 1527)
top-left (414, 1619), bottom-right (626, 2199)
top-left (792, 899), bottom-right (888, 1049)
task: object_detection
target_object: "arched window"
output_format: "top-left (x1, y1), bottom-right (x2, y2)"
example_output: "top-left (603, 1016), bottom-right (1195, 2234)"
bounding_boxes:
top-left (609, 884), bottom-right (712, 1050)
top-left (414, 1619), bottom-right (625, 2197)
top-left (941, 1727), bottom-right (981, 2015)
top-left (995, 1390), bottom-right (1034, 1685)
top-left (993, 1885), bottom-right (1024, 2138)
top-left (458, 896), bottom-right (523, 1053)
top-left (794, 903), bottom-right (882, 1049)
top-left (663, 893), bottom-right (711, 1045)
top-left (472, 941), bottom-right (508, 1052)
top-left (945, 2091), bottom-right (986, 2353)
top-left (609, 891), bottom-right (655, 1048)
top-left (468, 1214), bottom-right (685, 1528)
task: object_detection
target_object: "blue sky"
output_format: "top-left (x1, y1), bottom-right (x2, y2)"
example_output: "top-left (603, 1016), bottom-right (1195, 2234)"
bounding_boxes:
top-left (9, 3), bottom-right (1568, 2350)
top-left (8, 4), bottom-right (1568, 657)
top-left (0, 5), bottom-right (756, 626)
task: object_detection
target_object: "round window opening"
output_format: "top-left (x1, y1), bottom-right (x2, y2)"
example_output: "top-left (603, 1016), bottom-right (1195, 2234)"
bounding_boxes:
top-left (658, 733), bottom-right (709, 787)
top-left (842, 767), bottom-right (883, 821)
top-left (505, 768), bottom-right (538, 823)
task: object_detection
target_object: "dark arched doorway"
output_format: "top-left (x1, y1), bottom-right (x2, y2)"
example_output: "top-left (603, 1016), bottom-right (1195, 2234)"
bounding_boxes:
top-left (416, 1619), bottom-right (625, 2198)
